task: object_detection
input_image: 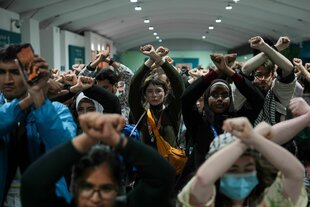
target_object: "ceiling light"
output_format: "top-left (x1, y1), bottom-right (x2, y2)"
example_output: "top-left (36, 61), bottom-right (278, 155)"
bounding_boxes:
top-left (153, 32), bottom-right (157, 35)
top-left (134, 5), bottom-right (142, 11)
top-left (215, 18), bottom-right (222, 23)
top-left (202, 35), bottom-right (206, 39)
top-left (144, 19), bottom-right (150, 24)
top-left (233, 0), bottom-right (239, 3)
top-left (159, 39), bottom-right (162, 42)
top-left (225, 4), bottom-right (232, 10)
top-left (156, 36), bottom-right (160, 39)
top-left (130, 0), bottom-right (138, 2)
top-left (148, 26), bottom-right (154, 30)
top-left (209, 26), bottom-right (214, 30)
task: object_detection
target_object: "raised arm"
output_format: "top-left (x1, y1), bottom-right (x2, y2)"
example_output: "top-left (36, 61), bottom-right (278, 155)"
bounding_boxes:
top-left (293, 58), bottom-right (310, 82)
top-left (190, 139), bottom-right (247, 205)
top-left (248, 36), bottom-right (293, 77)
top-left (128, 46), bottom-right (155, 120)
top-left (224, 117), bottom-right (305, 204)
top-left (254, 97), bottom-right (310, 144)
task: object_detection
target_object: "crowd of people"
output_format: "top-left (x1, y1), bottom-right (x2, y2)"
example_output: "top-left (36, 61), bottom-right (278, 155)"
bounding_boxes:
top-left (0, 36), bottom-right (309, 207)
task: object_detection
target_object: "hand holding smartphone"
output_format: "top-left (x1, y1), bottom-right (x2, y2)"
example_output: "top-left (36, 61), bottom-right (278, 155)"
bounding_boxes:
top-left (16, 44), bottom-right (41, 84)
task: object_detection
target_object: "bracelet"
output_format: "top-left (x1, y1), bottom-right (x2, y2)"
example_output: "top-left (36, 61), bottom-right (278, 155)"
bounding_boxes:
top-left (109, 59), bottom-right (115, 66)
top-left (114, 133), bottom-right (126, 152)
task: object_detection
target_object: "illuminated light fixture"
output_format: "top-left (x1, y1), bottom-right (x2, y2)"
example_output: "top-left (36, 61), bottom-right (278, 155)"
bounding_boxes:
top-left (159, 39), bottom-right (162, 42)
top-left (144, 19), bottom-right (150, 23)
top-left (148, 26), bottom-right (154, 30)
top-left (215, 18), bottom-right (222, 23)
top-left (91, 43), bottom-right (95, 51)
top-left (156, 36), bottom-right (160, 39)
top-left (202, 35), bottom-right (206, 39)
top-left (97, 44), bottom-right (101, 51)
top-left (233, 0), bottom-right (239, 2)
top-left (135, 5), bottom-right (142, 11)
top-left (130, 0), bottom-right (138, 2)
top-left (209, 25), bottom-right (214, 30)
top-left (101, 45), bottom-right (105, 50)
top-left (153, 32), bottom-right (157, 35)
top-left (225, 4), bottom-right (232, 10)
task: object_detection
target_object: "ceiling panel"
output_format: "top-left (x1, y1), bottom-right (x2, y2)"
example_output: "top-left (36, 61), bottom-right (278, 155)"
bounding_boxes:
top-left (2, 0), bottom-right (310, 52)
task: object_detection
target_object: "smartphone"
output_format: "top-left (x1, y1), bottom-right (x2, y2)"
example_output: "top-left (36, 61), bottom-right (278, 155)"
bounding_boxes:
top-left (16, 45), bottom-right (40, 83)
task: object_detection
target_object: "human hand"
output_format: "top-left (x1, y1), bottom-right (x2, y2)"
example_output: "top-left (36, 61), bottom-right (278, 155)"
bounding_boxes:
top-left (274, 36), bottom-right (290, 51)
top-left (62, 73), bottom-right (78, 86)
top-left (188, 68), bottom-right (201, 78)
top-left (140, 44), bottom-right (162, 63)
top-left (222, 117), bottom-right (255, 145)
top-left (224, 53), bottom-right (237, 68)
top-left (79, 112), bottom-right (126, 146)
top-left (164, 55), bottom-right (174, 64)
top-left (47, 78), bottom-right (64, 95)
top-left (15, 55), bottom-right (50, 108)
top-left (305, 63), bottom-right (310, 71)
top-left (156, 46), bottom-right (169, 57)
top-left (248, 36), bottom-right (266, 51)
top-left (69, 75), bottom-right (95, 93)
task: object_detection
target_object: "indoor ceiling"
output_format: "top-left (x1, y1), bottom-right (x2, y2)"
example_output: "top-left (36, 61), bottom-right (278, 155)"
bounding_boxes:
top-left (1, 0), bottom-right (310, 52)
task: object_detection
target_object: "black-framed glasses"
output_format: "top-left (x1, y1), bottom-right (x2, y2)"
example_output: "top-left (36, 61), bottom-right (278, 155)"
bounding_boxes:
top-left (78, 182), bottom-right (117, 199)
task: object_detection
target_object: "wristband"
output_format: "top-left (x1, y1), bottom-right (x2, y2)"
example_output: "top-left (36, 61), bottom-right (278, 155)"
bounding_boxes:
top-left (109, 59), bottom-right (115, 66)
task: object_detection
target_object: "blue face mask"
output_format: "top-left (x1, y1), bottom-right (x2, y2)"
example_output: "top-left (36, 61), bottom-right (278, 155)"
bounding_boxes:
top-left (219, 171), bottom-right (258, 200)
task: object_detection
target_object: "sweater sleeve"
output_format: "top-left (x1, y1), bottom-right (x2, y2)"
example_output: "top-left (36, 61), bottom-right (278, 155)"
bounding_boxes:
top-left (83, 85), bottom-right (121, 114)
top-left (128, 64), bottom-right (150, 122)
top-left (21, 141), bottom-right (82, 207)
top-left (161, 61), bottom-right (185, 130)
top-left (124, 139), bottom-right (175, 207)
top-left (181, 70), bottom-right (218, 132)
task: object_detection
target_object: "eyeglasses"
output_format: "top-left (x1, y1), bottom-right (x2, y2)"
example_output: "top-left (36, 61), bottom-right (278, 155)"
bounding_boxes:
top-left (210, 92), bottom-right (230, 99)
top-left (78, 182), bottom-right (117, 199)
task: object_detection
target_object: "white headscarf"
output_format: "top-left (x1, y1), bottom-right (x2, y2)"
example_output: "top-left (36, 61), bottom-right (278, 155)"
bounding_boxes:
top-left (76, 92), bottom-right (104, 113)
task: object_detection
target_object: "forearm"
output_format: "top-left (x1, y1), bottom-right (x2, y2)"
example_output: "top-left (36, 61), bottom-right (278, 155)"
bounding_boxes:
top-left (242, 53), bottom-right (267, 75)
top-left (192, 140), bottom-right (247, 203)
top-left (72, 133), bottom-right (98, 153)
top-left (161, 61), bottom-right (185, 97)
top-left (251, 133), bottom-right (304, 179)
top-left (89, 58), bottom-right (102, 68)
top-left (19, 95), bottom-right (33, 111)
top-left (299, 67), bottom-right (310, 82)
top-left (271, 113), bottom-right (310, 144)
top-left (260, 44), bottom-right (293, 77)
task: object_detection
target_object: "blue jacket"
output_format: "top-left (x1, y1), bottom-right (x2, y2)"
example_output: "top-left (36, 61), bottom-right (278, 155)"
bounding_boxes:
top-left (0, 94), bottom-right (77, 205)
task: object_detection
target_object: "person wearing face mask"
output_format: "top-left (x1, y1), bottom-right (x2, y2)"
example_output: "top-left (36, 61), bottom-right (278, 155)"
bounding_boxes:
top-left (178, 117), bottom-right (308, 207)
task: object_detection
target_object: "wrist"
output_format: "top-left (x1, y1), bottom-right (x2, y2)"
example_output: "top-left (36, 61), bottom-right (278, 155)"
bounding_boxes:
top-left (114, 133), bottom-right (128, 151)
top-left (108, 59), bottom-right (115, 66)
top-left (73, 133), bottom-right (98, 153)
